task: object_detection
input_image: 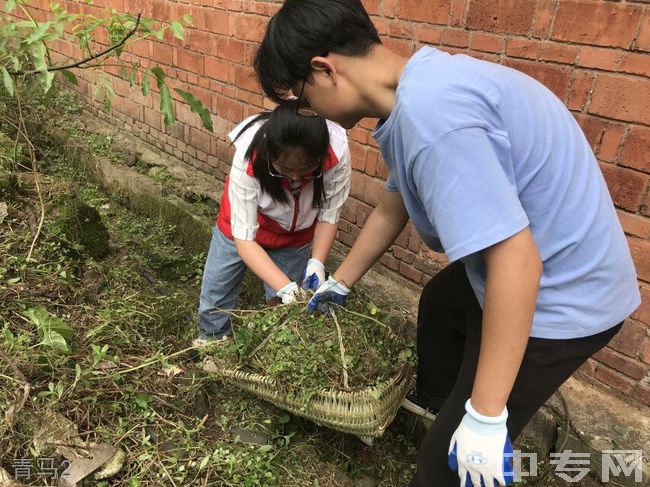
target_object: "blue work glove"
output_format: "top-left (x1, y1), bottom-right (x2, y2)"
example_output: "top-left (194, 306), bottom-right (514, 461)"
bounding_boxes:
top-left (306, 276), bottom-right (350, 314)
top-left (448, 399), bottom-right (514, 487)
top-left (302, 258), bottom-right (326, 291)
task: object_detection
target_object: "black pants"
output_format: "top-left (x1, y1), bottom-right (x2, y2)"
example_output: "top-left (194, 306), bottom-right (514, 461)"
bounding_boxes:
top-left (409, 261), bottom-right (623, 487)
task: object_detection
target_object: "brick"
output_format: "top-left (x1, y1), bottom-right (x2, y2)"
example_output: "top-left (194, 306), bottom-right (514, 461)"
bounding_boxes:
top-left (176, 50), bottom-right (204, 74)
top-left (205, 57), bottom-right (231, 82)
top-left (470, 33), bottom-right (503, 53)
top-left (505, 38), bottom-right (539, 60)
top-left (442, 29), bottom-right (470, 48)
top-left (598, 123), bottom-right (625, 163)
top-left (364, 177), bottom-right (384, 207)
top-left (538, 43), bottom-right (579, 64)
top-left (398, 0), bottom-right (451, 25)
top-left (380, 253), bottom-right (400, 272)
top-left (567, 70), bottom-right (594, 111)
top-left (618, 211), bottom-right (650, 240)
top-left (600, 163), bottom-right (647, 212)
top-left (365, 149), bottom-right (380, 177)
top-left (636, 13), bottom-right (650, 52)
top-left (217, 97), bottom-right (244, 122)
top-left (350, 142), bottom-right (368, 172)
top-left (643, 339), bottom-right (650, 365)
top-left (594, 365), bottom-right (635, 395)
top-left (217, 38), bottom-right (245, 63)
top-left (152, 42), bottom-right (174, 66)
top-left (340, 199), bottom-right (357, 225)
top-left (356, 201), bottom-right (373, 227)
top-left (350, 171), bottom-right (368, 201)
top-left (629, 236), bottom-right (650, 283)
top-left (382, 37), bottom-right (414, 58)
top-left (552, 1), bottom-right (642, 49)
top-left (361, 0), bottom-right (381, 16)
top-left (619, 52), bottom-right (650, 78)
top-left (467, 0), bottom-right (537, 35)
top-left (632, 285), bottom-right (650, 324)
top-left (532, 0), bottom-right (555, 38)
top-left (449, 0), bottom-right (467, 26)
top-left (590, 74), bottom-right (650, 125)
top-left (393, 246), bottom-right (415, 264)
top-left (389, 20), bottom-right (415, 39)
top-left (399, 261), bottom-right (423, 283)
top-left (235, 14), bottom-right (267, 42)
top-left (576, 114), bottom-right (606, 152)
top-left (413, 256), bottom-right (439, 276)
top-left (592, 348), bottom-right (646, 380)
top-left (339, 231), bottom-right (356, 248)
top-left (505, 59), bottom-right (572, 101)
top-left (577, 358), bottom-right (598, 378)
top-left (620, 126), bottom-right (650, 174)
top-left (632, 383), bottom-right (650, 408)
top-left (203, 8), bottom-right (230, 35)
top-left (128, 39), bottom-right (151, 58)
top-left (190, 127), bottom-right (212, 153)
top-left (408, 227), bottom-right (422, 253)
top-left (395, 226), bottom-right (410, 248)
top-left (189, 30), bottom-right (217, 53)
top-left (234, 64), bottom-right (259, 92)
top-left (577, 46), bottom-right (623, 71)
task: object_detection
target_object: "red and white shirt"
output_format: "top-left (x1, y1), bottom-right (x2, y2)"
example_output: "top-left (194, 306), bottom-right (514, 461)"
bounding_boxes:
top-left (217, 116), bottom-right (351, 249)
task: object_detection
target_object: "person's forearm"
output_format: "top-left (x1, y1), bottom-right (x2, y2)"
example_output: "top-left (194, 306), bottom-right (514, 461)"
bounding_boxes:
top-left (235, 239), bottom-right (291, 293)
top-left (471, 227), bottom-right (542, 416)
top-left (334, 190), bottom-right (409, 287)
top-left (312, 222), bottom-right (338, 263)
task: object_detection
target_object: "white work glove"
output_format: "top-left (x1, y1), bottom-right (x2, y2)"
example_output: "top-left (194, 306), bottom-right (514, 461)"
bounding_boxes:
top-left (302, 258), bottom-right (326, 291)
top-left (276, 281), bottom-right (306, 304)
top-left (448, 399), bottom-right (514, 487)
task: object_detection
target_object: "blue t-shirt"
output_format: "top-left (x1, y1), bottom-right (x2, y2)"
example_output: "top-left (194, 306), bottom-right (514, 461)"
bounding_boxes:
top-left (373, 47), bottom-right (640, 339)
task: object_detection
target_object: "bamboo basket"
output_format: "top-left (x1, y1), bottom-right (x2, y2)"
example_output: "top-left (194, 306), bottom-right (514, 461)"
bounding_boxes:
top-left (202, 356), bottom-right (412, 441)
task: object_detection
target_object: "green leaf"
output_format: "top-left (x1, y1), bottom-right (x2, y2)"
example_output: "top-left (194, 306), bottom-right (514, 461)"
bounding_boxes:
top-left (1, 67), bottom-right (14, 97)
top-left (141, 73), bottom-right (150, 96)
top-left (31, 43), bottom-right (48, 71)
top-left (151, 67), bottom-right (175, 126)
top-left (39, 69), bottom-right (55, 93)
top-left (61, 69), bottom-right (78, 85)
top-left (24, 21), bottom-right (52, 45)
top-left (5, 0), bottom-right (16, 13)
top-left (182, 13), bottom-right (193, 26)
top-left (23, 307), bottom-right (71, 353)
top-left (104, 94), bottom-right (111, 111)
top-left (175, 88), bottom-right (213, 132)
top-left (128, 479), bottom-right (141, 487)
top-left (170, 21), bottom-right (184, 41)
top-left (128, 66), bottom-right (137, 87)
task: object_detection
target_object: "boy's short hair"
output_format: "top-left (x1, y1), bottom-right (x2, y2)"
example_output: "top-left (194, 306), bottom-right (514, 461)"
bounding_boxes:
top-left (255, 0), bottom-right (381, 103)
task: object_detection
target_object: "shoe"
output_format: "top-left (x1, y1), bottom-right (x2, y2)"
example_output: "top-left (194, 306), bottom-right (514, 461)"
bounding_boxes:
top-left (192, 334), bottom-right (230, 349)
top-left (401, 389), bottom-right (437, 421)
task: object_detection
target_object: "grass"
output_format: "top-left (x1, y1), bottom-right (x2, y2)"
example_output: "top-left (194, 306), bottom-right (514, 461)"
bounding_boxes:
top-left (0, 119), bottom-right (420, 486)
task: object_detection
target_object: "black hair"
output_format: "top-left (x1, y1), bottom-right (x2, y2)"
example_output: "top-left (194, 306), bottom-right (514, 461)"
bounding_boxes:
top-left (233, 100), bottom-right (329, 207)
top-left (255, 0), bottom-right (381, 103)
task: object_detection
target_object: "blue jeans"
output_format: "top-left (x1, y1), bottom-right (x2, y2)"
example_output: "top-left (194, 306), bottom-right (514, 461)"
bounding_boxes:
top-left (198, 228), bottom-right (310, 339)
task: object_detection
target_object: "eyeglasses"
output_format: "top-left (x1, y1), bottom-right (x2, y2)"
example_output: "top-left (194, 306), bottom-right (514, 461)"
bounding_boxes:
top-left (296, 79), bottom-right (319, 117)
top-left (267, 151), bottom-right (323, 180)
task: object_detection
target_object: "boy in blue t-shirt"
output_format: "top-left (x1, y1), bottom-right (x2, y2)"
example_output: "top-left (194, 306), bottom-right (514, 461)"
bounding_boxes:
top-left (255, 1), bottom-right (641, 486)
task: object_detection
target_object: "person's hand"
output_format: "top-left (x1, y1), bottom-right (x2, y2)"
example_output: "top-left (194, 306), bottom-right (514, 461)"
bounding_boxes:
top-left (448, 399), bottom-right (514, 487)
top-left (306, 276), bottom-right (350, 314)
top-left (302, 258), bottom-right (326, 291)
top-left (276, 282), bottom-right (306, 304)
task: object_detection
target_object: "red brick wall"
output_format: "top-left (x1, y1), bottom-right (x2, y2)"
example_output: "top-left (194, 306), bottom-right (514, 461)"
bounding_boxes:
top-left (31, 0), bottom-right (650, 407)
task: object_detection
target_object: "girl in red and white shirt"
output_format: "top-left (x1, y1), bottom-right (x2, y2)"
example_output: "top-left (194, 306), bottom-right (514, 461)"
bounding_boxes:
top-left (195, 101), bottom-right (351, 346)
